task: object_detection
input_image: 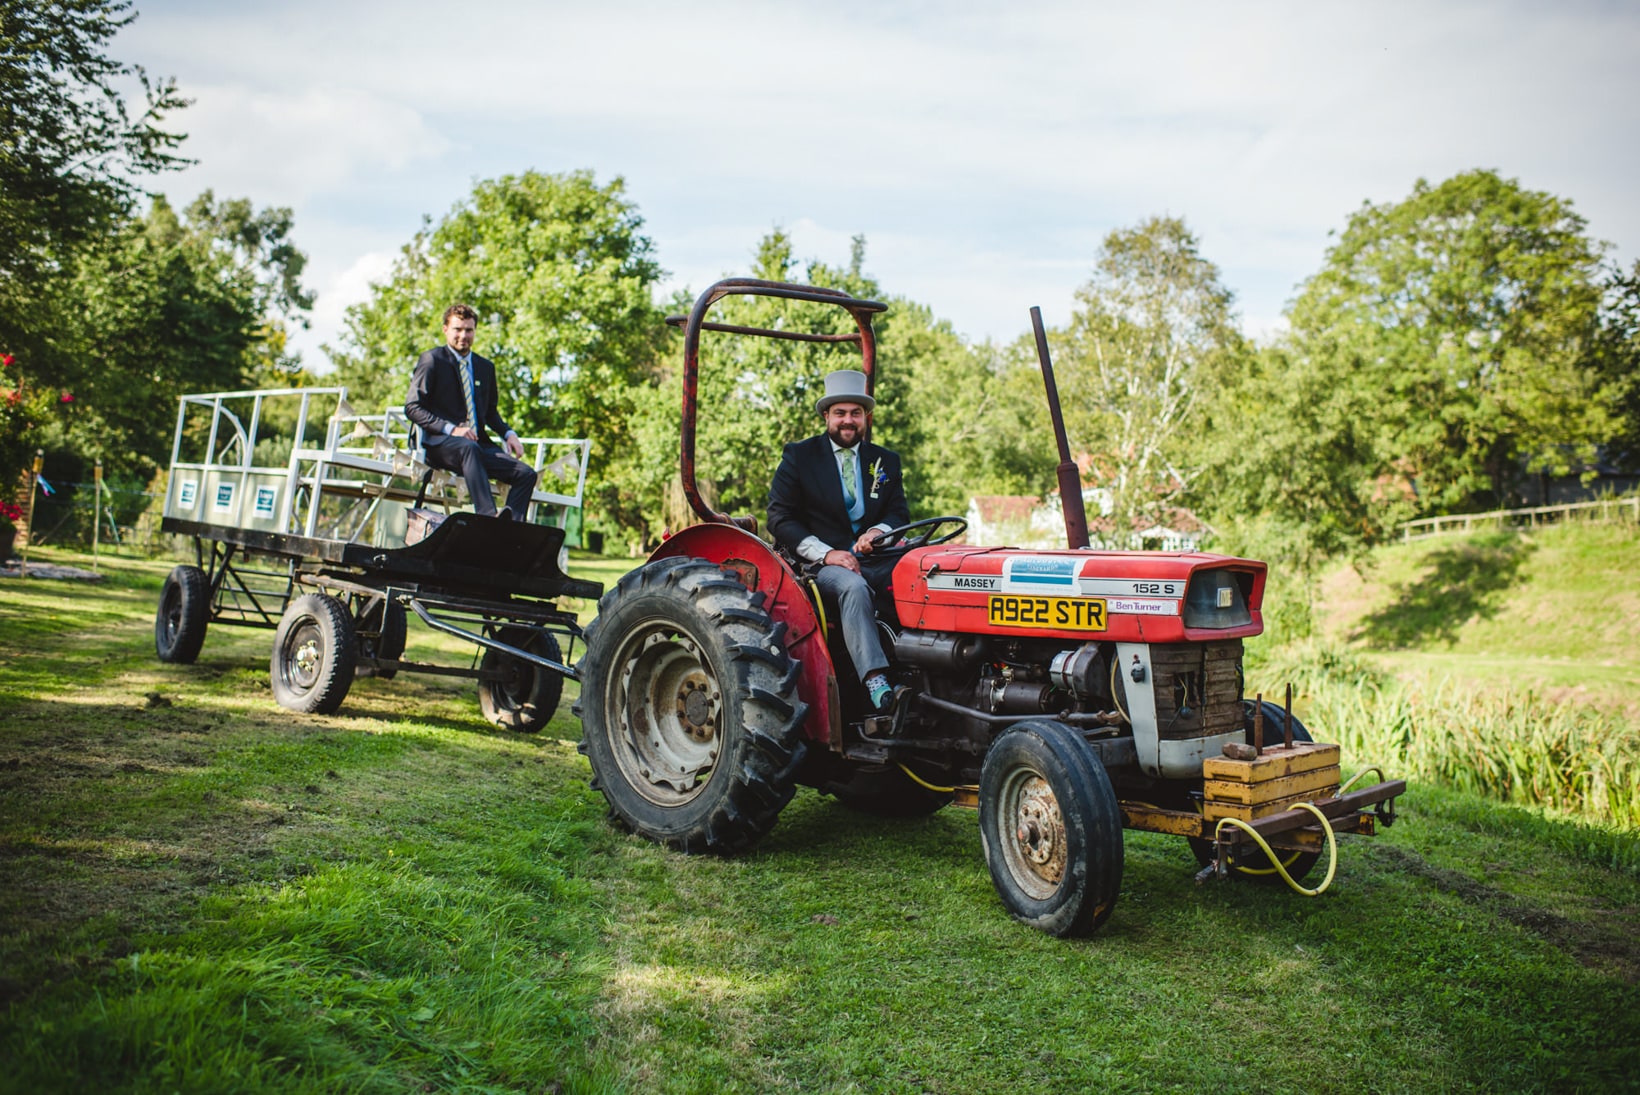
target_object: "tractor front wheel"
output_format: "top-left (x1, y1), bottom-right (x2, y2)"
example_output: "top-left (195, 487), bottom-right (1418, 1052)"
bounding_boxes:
top-left (576, 556), bottom-right (807, 853)
top-left (980, 718), bottom-right (1124, 937)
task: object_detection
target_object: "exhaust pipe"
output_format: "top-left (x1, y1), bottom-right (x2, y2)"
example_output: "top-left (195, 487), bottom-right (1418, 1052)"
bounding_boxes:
top-left (1030, 305), bottom-right (1090, 550)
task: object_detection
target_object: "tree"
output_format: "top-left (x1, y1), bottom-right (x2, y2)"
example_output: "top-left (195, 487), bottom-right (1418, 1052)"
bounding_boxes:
top-left (36, 193), bottom-right (312, 481)
top-left (877, 301), bottom-right (1052, 519)
top-left (1589, 259), bottom-right (1640, 473)
top-left (1285, 169), bottom-right (1609, 514)
top-left (1050, 216), bottom-right (1242, 542)
top-left (329, 169), bottom-right (668, 536)
top-left (0, 0), bottom-right (188, 354)
top-left (330, 170), bottom-right (665, 435)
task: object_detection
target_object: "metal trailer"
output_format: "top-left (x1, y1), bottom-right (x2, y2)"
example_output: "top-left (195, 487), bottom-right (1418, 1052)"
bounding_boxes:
top-left (152, 386), bottom-right (602, 729)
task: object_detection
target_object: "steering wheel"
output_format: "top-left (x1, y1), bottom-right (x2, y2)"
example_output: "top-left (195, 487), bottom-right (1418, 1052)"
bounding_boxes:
top-left (866, 516), bottom-right (968, 556)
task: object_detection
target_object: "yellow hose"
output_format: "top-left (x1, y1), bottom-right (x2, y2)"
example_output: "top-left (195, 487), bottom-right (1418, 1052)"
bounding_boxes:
top-left (1339, 766), bottom-right (1386, 794)
top-left (1212, 802), bottom-right (1338, 896)
top-left (898, 763), bottom-right (958, 794)
top-left (806, 577), bottom-right (829, 636)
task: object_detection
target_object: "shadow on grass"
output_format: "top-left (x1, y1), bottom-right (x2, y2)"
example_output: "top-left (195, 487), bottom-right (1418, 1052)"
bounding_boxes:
top-left (1354, 532), bottom-right (1533, 649)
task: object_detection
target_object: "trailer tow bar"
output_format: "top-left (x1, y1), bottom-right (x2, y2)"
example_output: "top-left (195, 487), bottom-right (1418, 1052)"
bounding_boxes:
top-left (406, 598), bottom-right (578, 680)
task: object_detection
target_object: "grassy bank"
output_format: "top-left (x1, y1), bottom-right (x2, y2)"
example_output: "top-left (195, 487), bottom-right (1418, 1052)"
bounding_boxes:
top-left (3, 547), bottom-right (1639, 1092)
top-left (1314, 520), bottom-right (1640, 719)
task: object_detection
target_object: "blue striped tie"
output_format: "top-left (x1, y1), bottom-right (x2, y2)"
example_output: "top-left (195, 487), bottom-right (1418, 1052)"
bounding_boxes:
top-left (458, 355), bottom-right (478, 430)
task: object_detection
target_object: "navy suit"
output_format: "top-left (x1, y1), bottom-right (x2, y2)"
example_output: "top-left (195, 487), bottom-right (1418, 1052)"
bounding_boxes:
top-left (768, 434), bottom-right (909, 563)
top-left (767, 433), bottom-right (910, 684)
top-left (405, 345), bottom-right (536, 517)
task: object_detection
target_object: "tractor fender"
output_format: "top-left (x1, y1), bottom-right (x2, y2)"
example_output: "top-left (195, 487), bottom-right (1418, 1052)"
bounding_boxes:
top-left (649, 524), bottom-right (840, 749)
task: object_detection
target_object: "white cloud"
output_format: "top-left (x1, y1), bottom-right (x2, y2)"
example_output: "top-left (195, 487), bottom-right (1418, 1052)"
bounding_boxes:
top-left (163, 84), bottom-right (448, 201)
top-left (303, 249), bottom-right (400, 371)
top-left (121, 0), bottom-right (1640, 361)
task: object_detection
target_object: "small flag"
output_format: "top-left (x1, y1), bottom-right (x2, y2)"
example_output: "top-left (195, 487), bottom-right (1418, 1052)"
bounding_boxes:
top-left (36, 476), bottom-right (54, 496)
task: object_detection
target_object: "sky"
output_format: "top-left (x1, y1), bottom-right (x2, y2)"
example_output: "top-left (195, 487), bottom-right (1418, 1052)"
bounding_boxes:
top-left (118, 0), bottom-right (1640, 370)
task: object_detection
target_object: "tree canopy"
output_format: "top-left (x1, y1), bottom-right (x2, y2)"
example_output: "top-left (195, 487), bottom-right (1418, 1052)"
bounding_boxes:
top-left (1285, 169), bottom-right (1608, 514)
top-left (0, 0), bottom-right (188, 349)
top-left (1, 2), bottom-right (313, 494)
top-left (1050, 216), bottom-right (1243, 542)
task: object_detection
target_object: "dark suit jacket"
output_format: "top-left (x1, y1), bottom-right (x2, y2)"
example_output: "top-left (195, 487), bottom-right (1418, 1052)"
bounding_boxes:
top-left (405, 345), bottom-right (512, 448)
top-left (767, 434), bottom-right (910, 558)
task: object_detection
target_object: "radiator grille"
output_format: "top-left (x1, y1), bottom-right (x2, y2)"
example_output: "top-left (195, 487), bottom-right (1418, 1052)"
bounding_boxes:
top-left (1150, 639), bottom-right (1244, 742)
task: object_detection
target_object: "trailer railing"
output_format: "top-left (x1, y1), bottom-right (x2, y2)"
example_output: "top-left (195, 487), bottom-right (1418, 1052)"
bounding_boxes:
top-left (162, 387), bottom-right (589, 549)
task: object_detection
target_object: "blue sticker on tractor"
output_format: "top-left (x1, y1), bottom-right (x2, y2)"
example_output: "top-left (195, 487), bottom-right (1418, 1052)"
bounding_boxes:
top-left (1003, 556), bottom-right (1079, 590)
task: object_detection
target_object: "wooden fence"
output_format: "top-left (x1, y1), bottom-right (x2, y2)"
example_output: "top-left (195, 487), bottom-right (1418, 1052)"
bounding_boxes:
top-left (1400, 496), bottom-right (1640, 542)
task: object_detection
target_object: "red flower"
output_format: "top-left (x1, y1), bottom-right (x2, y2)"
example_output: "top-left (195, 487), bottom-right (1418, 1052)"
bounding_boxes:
top-left (0, 501), bottom-right (22, 522)
top-left (1, 354), bottom-right (13, 367)
top-left (59, 392), bottom-right (73, 403)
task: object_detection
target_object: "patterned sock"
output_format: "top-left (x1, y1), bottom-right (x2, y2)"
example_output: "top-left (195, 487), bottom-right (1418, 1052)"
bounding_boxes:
top-left (864, 673), bottom-right (893, 709)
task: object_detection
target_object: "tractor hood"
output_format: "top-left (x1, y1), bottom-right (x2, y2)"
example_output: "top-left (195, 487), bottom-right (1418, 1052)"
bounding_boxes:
top-left (890, 546), bottom-right (1267, 644)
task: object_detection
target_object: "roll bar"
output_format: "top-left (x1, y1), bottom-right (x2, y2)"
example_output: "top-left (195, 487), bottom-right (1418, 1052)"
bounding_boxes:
top-left (664, 278), bottom-right (889, 532)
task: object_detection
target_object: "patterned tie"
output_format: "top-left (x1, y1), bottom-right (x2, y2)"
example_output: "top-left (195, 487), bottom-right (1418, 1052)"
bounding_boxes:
top-left (840, 448), bottom-right (857, 508)
top-left (458, 354), bottom-right (479, 430)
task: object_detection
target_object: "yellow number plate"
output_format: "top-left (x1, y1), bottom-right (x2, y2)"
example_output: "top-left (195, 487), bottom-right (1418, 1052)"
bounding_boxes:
top-left (987, 595), bottom-right (1107, 631)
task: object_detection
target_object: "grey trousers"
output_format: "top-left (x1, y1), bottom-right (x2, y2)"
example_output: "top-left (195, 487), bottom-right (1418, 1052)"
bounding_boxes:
top-left (424, 437), bottom-right (537, 517)
top-left (813, 563), bottom-right (889, 682)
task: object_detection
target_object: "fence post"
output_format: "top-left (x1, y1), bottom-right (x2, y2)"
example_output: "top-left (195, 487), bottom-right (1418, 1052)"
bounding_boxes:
top-left (22, 449), bottom-right (41, 578)
top-left (92, 460), bottom-right (102, 571)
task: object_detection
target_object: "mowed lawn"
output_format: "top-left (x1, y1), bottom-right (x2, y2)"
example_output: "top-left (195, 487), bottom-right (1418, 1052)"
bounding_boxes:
top-left (2, 545), bottom-right (1638, 1093)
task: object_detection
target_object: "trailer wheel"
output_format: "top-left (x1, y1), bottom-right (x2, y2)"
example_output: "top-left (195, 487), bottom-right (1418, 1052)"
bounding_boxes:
top-left (354, 599), bottom-right (407, 680)
top-left (822, 763), bottom-right (952, 817)
top-left (154, 565), bottom-right (210, 664)
top-left (576, 556), bottom-right (807, 853)
top-left (980, 718), bottom-right (1124, 937)
top-left (478, 627), bottom-right (563, 733)
top-left (271, 593), bottom-right (357, 714)
top-left (1187, 700), bottom-right (1321, 883)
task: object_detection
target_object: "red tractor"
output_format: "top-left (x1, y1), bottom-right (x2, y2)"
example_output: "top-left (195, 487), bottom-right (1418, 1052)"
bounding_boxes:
top-left (576, 278), bottom-right (1403, 936)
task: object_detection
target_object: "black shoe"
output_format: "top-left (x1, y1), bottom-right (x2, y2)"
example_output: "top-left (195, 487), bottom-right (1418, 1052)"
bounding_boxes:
top-left (495, 508), bottom-right (514, 521)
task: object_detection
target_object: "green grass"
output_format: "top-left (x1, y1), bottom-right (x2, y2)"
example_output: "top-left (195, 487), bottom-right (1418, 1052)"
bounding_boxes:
top-left (1314, 520), bottom-right (1640, 717)
top-left (3, 545), bottom-right (1639, 1092)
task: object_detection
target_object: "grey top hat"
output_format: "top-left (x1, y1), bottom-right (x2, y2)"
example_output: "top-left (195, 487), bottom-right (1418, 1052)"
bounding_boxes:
top-left (816, 369), bottom-right (875, 414)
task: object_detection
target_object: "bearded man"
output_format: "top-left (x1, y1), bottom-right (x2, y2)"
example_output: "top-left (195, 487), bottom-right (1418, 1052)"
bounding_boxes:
top-left (767, 370), bottom-right (910, 711)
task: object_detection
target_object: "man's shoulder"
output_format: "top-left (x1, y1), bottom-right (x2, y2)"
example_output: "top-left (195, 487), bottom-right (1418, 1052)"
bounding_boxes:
top-left (863, 440), bottom-right (901, 463)
top-left (414, 345), bottom-right (448, 368)
top-left (781, 434), bottom-right (830, 460)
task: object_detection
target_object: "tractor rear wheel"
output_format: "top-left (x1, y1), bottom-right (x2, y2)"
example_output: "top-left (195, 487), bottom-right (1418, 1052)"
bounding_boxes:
top-left (1188, 700), bottom-right (1322, 884)
top-left (155, 565), bottom-right (210, 664)
top-left (576, 556), bottom-right (807, 853)
top-left (822, 762), bottom-right (952, 818)
top-left (979, 718), bottom-right (1124, 937)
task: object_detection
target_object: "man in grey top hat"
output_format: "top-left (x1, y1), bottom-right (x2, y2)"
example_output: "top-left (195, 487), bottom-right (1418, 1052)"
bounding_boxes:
top-left (768, 369), bottom-right (910, 711)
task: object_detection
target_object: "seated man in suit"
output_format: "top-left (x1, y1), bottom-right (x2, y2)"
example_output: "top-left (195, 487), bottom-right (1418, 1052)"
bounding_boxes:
top-left (768, 369), bottom-right (910, 711)
top-left (405, 303), bottom-right (537, 519)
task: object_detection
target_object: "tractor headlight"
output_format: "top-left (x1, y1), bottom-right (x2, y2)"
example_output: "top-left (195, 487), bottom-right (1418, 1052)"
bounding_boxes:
top-left (1182, 570), bottom-right (1251, 629)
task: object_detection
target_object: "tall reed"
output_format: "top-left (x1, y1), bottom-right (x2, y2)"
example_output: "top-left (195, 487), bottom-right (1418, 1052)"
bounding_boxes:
top-left (1250, 642), bottom-right (1640, 830)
